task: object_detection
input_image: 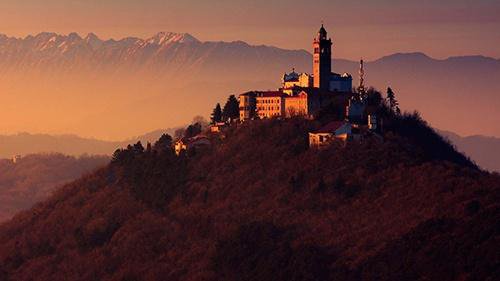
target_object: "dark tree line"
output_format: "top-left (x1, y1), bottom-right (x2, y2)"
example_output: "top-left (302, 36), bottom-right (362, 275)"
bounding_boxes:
top-left (111, 133), bottom-right (188, 209)
top-left (211, 94), bottom-right (239, 124)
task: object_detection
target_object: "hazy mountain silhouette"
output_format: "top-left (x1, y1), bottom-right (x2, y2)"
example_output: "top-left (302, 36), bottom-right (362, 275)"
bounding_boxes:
top-left (0, 32), bottom-right (308, 81)
top-left (0, 129), bottom-right (177, 158)
top-left (439, 130), bottom-right (500, 172)
top-left (0, 32), bottom-right (309, 139)
top-left (334, 53), bottom-right (500, 138)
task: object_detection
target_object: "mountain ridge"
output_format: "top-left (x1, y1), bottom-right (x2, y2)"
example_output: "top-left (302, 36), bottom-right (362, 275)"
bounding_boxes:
top-left (439, 130), bottom-right (500, 172)
top-left (0, 31), bottom-right (499, 140)
top-left (1, 31), bottom-right (497, 64)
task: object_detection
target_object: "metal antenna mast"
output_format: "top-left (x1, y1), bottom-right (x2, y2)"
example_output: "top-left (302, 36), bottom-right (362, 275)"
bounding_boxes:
top-left (358, 59), bottom-right (366, 96)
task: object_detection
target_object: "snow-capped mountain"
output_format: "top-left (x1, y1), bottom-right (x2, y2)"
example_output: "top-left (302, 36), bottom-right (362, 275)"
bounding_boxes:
top-left (0, 32), bottom-right (309, 80)
top-left (0, 31), bottom-right (499, 149)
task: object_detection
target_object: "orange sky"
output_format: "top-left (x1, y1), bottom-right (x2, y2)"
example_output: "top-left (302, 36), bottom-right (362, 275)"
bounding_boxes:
top-left (0, 0), bottom-right (498, 60)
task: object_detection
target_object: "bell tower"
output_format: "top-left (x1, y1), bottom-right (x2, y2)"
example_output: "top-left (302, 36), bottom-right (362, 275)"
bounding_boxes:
top-left (313, 24), bottom-right (332, 91)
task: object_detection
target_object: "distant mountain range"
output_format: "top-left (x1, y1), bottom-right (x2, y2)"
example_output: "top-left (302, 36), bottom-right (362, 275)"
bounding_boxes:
top-left (0, 31), bottom-right (498, 169)
top-left (0, 31), bottom-right (308, 81)
top-left (333, 53), bottom-right (500, 139)
top-left (0, 32), bottom-right (310, 139)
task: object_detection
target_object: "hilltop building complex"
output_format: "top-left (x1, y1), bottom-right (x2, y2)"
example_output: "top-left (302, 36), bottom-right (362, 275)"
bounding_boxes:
top-left (239, 25), bottom-right (353, 120)
top-left (183, 26), bottom-right (381, 156)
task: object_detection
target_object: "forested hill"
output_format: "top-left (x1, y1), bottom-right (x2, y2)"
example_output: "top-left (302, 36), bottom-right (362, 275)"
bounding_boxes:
top-left (0, 114), bottom-right (499, 281)
top-left (0, 154), bottom-right (109, 222)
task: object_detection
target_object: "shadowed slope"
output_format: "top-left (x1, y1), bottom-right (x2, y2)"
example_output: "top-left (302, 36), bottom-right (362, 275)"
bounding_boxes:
top-left (0, 117), bottom-right (498, 281)
top-left (0, 154), bottom-right (109, 222)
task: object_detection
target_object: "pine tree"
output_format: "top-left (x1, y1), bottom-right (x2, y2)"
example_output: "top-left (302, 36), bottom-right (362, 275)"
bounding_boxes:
top-left (211, 103), bottom-right (223, 124)
top-left (185, 123), bottom-right (202, 138)
top-left (386, 87), bottom-right (400, 114)
top-left (154, 134), bottom-right (173, 152)
top-left (222, 95), bottom-right (240, 122)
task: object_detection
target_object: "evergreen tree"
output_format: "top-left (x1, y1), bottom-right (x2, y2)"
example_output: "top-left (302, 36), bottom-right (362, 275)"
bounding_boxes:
top-left (111, 149), bottom-right (124, 164)
top-left (154, 134), bottom-right (173, 152)
top-left (185, 123), bottom-right (202, 138)
top-left (211, 103), bottom-right (223, 124)
top-left (133, 142), bottom-right (145, 154)
top-left (222, 95), bottom-right (240, 122)
top-left (386, 87), bottom-right (401, 114)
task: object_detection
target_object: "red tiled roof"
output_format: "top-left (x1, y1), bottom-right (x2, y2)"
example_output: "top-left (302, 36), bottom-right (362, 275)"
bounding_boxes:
top-left (256, 91), bottom-right (287, 97)
top-left (240, 91), bottom-right (286, 97)
top-left (315, 121), bottom-right (347, 134)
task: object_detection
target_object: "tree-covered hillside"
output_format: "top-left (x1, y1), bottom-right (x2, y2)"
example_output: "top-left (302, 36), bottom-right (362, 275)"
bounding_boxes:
top-left (0, 115), bottom-right (498, 281)
top-left (0, 154), bottom-right (109, 222)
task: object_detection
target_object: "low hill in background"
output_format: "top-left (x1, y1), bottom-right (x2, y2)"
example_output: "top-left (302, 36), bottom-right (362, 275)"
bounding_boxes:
top-left (2, 127), bottom-right (499, 173)
top-left (439, 130), bottom-right (500, 172)
top-left (0, 116), bottom-right (498, 280)
top-left (0, 129), bottom-right (177, 159)
top-left (0, 154), bottom-right (109, 222)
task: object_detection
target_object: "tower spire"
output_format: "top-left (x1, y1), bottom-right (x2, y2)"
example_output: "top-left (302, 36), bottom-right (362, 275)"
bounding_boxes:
top-left (313, 24), bottom-right (332, 90)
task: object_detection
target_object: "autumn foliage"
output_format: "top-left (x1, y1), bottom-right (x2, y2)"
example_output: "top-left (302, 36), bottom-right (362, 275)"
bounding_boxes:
top-left (0, 154), bottom-right (109, 222)
top-left (0, 115), bottom-right (498, 281)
